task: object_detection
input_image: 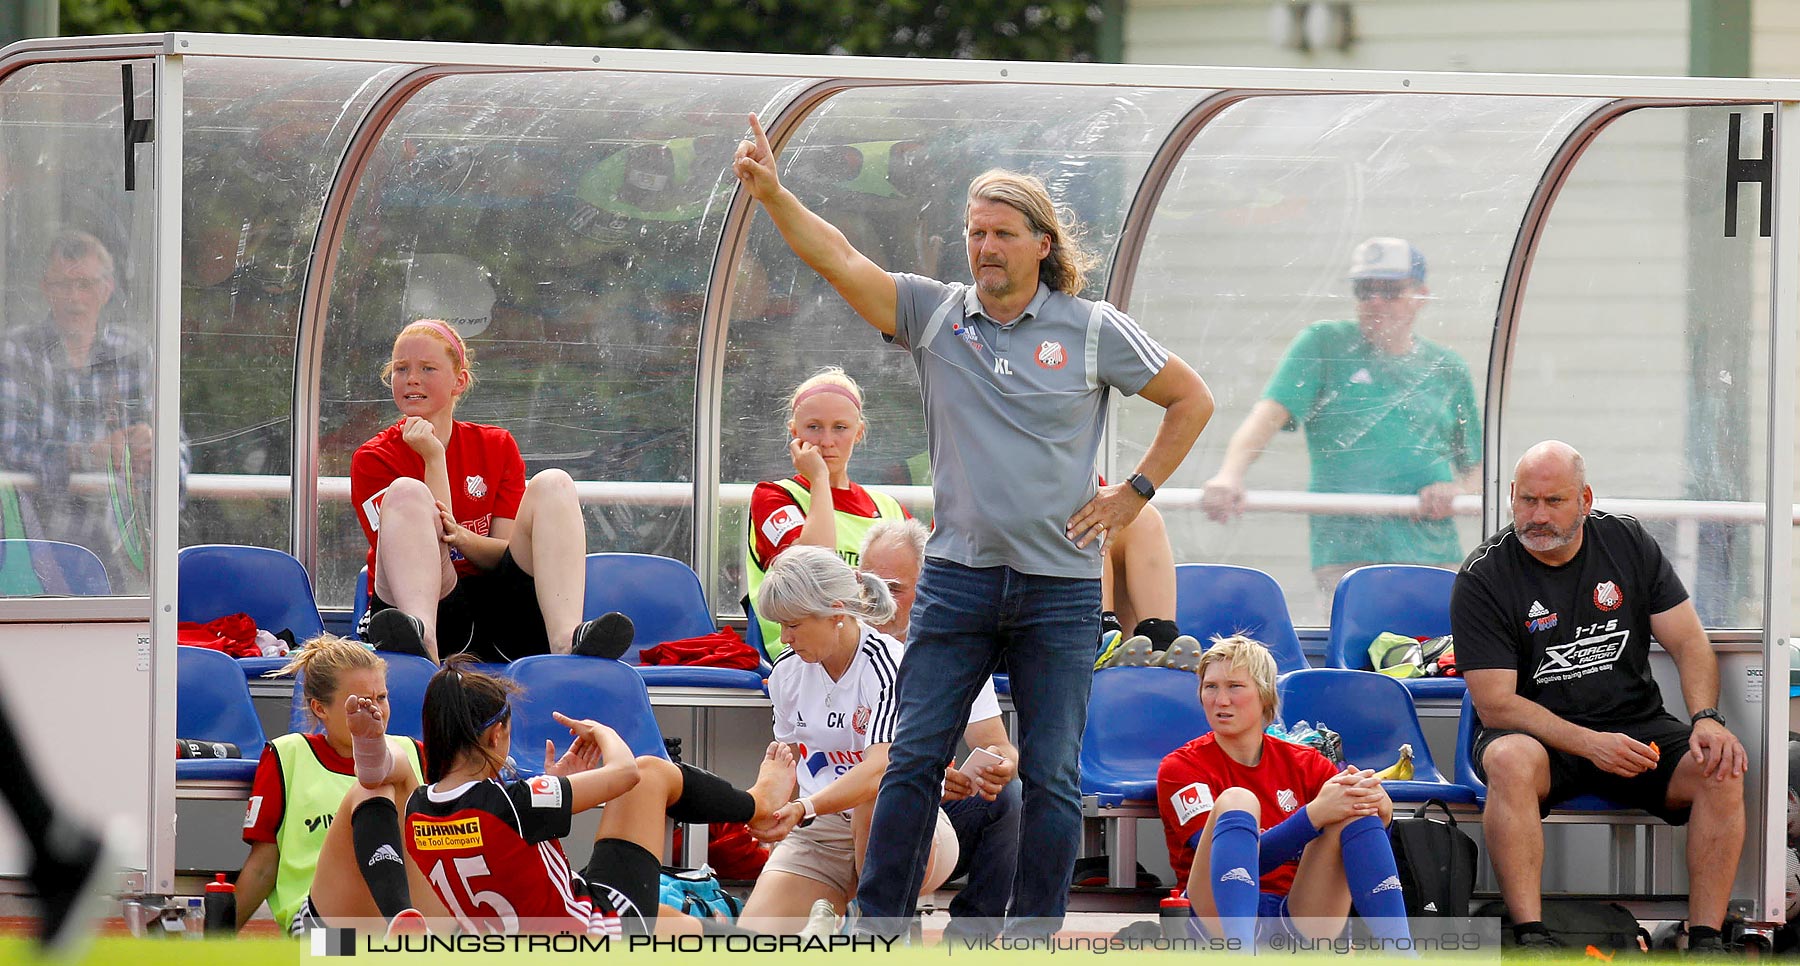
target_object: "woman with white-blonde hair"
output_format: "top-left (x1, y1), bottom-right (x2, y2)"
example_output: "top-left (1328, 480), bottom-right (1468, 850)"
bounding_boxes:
top-left (739, 545), bottom-right (965, 933)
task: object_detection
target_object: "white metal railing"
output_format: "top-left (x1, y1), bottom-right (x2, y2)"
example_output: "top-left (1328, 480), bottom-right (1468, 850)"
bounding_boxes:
top-left (10, 470), bottom-right (1795, 521)
top-left (9, 471), bottom-right (1787, 590)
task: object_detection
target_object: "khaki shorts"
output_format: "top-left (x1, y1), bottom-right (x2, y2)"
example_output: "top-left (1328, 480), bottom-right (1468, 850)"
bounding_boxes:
top-left (763, 808), bottom-right (956, 896)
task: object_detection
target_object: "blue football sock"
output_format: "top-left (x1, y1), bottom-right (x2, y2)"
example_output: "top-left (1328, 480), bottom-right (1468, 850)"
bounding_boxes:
top-left (1258, 806), bottom-right (1322, 874)
top-left (1339, 815), bottom-right (1413, 949)
top-left (1208, 809), bottom-right (1261, 948)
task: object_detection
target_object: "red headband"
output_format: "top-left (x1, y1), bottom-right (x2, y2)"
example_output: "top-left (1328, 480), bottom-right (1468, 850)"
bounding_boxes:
top-left (411, 320), bottom-right (467, 369)
top-left (792, 383), bottom-right (862, 412)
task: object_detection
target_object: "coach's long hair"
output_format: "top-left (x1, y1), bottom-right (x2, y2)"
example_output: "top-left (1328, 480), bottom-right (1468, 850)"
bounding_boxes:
top-left (421, 654), bottom-right (520, 784)
top-left (967, 169), bottom-right (1098, 296)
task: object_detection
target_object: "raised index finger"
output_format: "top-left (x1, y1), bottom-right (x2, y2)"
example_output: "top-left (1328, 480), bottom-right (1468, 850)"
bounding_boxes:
top-left (748, 112), bottom-right (771, 154)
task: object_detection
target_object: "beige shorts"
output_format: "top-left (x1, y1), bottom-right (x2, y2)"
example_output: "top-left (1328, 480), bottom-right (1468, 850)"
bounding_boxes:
top-left (762, 808), bottom-right (956, 896)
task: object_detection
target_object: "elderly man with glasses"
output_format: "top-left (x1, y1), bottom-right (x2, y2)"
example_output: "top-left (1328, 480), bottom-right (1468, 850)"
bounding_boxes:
top-left (1201, 237), bottom-right (1483, 594)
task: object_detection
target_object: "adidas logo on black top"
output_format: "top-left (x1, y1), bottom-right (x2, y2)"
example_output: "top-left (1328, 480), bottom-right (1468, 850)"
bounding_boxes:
top-left (1527, 600), bottom-right (1549, 618)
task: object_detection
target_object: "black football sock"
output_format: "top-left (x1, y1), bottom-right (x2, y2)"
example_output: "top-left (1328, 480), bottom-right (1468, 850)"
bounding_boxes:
top-left (666, 763), bottom-right (755, 824)
top-left (350, 797), bottom-right (412, 918)
top-left (1133, 618), bottom-right (1180, 651)
top-left (1100, 611), bottom-right (1122, 640)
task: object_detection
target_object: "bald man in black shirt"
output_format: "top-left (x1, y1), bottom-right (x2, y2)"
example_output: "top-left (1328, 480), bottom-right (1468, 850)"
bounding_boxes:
top-left (1451, 440), bottom-right (1746, 953)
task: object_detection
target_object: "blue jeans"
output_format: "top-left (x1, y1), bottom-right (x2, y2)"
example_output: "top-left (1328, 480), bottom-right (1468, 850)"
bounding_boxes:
top-left (942, 780), bottom-right (1023, 934)
top-left (854, 558), bottom-right (1101, 935)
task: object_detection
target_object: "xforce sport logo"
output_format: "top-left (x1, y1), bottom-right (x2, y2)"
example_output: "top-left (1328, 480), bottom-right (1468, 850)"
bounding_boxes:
top-left (1533, 621), bottom-right (1627, 684)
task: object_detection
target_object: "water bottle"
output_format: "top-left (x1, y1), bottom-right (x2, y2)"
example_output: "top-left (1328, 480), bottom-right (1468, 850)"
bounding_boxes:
top-left (183, 897), bottom-right (204, 939)
top-left (1160, 889), bottom-right (1190, 939)
top-left (204, 873), bottom-right (236, 936)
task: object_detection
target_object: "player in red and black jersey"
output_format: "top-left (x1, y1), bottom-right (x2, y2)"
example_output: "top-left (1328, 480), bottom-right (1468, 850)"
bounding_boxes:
top-left (351, 320), bottom-right (628, 663)
top-left (399, 656), bottom-right (795, 935)
top-left (1156, 636), bottom-right (1408, 948)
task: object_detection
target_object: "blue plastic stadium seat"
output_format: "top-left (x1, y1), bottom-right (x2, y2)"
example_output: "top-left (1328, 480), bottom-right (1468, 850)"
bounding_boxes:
top-left (741, 597), bottom-right (775, 665)
top-left (1174, 564), bottom-right (1308, 674)
top-left (179, 545), bottom-right (326, 682)
top-left (1079, 666), bottom-right (1211, 807)
top-left (287, 652), bottom-right (438, 741)
top-left (351, 566), bottom-right (371, 641)
top-left (0, 539), bottom-right (111, 596)
top-left (583, 553), bottom-right (766, 690)
top-left (1326, 565), bottom-right (1465, 700)
top-left (1454, 691), bottom-right (1620, 810)
top-left (176, 644), bottom-right (267, 784)
top-left (1276, 668), bottom-right (1475, 804)
top-left (504, 655), bottom-right (671, 777)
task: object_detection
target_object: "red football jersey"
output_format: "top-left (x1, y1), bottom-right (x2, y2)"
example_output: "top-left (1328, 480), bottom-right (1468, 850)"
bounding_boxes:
top-left (747, 476), bottom-right (904, 570)
top-left (1156, 733), bottom-right (1338, 896)
top-left (350, 419), bottom-right (527, 586)
top-left (404, 776), bottom-right (603, 935)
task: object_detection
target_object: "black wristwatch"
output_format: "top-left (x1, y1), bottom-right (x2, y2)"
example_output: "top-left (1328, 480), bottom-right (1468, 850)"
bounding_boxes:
top-left (1690, 707), bottom-right (1726, 728)
top-left (1125, 473), bottom-right (1157, 501)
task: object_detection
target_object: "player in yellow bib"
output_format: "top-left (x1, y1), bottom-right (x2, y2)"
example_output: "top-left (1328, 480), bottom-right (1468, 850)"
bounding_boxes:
top-left (745, 367), bottom-right (908, 658)
top-left (237, 637), bottom-right (439, 933)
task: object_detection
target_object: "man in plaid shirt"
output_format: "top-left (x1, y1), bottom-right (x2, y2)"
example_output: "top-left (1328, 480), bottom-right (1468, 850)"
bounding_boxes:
top-left (0, 230), bottom-right (185, 589)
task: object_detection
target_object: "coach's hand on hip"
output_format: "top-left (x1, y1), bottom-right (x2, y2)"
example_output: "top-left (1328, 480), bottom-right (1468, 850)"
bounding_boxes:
top-left (1066, 480), bottom-right (1148, 550)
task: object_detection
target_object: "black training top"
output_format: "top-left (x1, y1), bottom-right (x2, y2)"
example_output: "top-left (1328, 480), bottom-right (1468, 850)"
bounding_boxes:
top-left (1451, 510), bottom-right (1688, 728)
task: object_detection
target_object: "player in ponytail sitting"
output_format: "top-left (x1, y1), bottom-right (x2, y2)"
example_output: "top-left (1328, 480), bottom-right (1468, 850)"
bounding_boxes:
top-left (1156, 635), bottom-right (1411, 949)
top-left (398, 656), bottom-right (795, 935)
top-left (243, 636), bottom-right (447, 933)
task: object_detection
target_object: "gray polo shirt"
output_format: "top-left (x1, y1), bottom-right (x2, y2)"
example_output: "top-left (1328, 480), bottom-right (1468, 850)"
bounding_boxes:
top-left (889, 273), bottom-right (1168, 578)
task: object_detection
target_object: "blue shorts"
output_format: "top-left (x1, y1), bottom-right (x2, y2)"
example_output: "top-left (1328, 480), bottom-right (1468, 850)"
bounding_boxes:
top-left (1184, 892), bottom-right (1303, 944)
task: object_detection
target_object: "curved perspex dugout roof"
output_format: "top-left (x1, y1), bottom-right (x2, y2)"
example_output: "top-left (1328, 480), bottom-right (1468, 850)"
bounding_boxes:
top-left (0, 32), bottom-right (1793, 918)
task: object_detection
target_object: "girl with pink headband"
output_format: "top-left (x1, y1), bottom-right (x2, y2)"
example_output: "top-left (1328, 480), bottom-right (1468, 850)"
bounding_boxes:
top-left (348, 319), bottom-right (632, 663)
top-left (744, 366), bottom-right (910, 657)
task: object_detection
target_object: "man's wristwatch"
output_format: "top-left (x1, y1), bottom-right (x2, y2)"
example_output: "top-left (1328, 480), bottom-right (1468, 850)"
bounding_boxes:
top-left (1125, 473), bottom-right (1157, 501)
top-left (1690, 707), bottom-right (1726, 728)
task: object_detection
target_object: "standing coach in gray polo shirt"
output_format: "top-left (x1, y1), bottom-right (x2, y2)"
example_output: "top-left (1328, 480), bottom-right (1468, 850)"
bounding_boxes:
top-left (735, 115), bottom-right (1213, 936)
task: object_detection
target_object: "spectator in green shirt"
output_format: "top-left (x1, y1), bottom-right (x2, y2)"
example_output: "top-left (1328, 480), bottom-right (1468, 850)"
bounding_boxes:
top-left (1201, 238), bottom-right (1481, 593)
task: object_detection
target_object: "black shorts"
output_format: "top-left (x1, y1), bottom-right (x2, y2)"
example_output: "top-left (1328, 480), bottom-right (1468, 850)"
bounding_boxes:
top-left (574, 838), bottom-right (662, 935)
top-left (360, 549), bottom-right (551, 663)
top-left (1473, 712), bottom-right (1693, 824)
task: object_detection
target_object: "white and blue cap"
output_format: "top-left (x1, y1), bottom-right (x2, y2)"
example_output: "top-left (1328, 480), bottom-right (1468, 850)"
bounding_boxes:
top-left (1347, 236), bottom-right (1426, 283)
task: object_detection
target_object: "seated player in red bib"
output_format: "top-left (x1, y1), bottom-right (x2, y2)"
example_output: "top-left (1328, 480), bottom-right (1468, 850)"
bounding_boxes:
top-left (1156, 635), bottom-right (1410, 949)
top-left (398, 656), bottom-right (795, 935)
top-left (350, 319), bottom-right (629, 663)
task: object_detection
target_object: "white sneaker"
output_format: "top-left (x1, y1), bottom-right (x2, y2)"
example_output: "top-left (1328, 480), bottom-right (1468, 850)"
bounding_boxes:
top-left (798, 898), bottom-right (840, 938)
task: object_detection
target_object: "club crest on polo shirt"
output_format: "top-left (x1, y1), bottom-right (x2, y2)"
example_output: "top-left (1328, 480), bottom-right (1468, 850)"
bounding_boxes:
top-left (1593, 581), bottom-right (1623, 611)
top-left (465, 475), bottom-right (487, 499)
top-left (1035, 340), bottom-right (1067, 370)
top-left (852, 706), bottom-right (871, 735)
top-left (1277, 789), bottom-right (1299, 813)
top-left (1170, 782), bottom-right (1213, 824)
top-left (761, 504), bottom-right (805, 546)
top-left (1525, 599), bottom-right (1558, 633)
